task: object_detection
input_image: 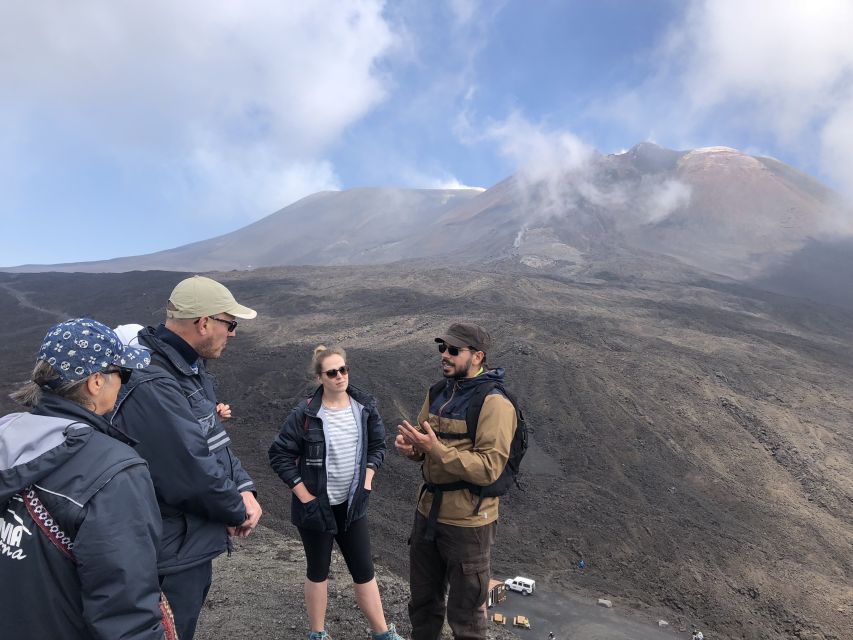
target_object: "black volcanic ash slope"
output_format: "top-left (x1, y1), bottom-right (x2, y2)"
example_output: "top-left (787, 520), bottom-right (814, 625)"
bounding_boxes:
top-left (0, 266), bottom-right (851, 640)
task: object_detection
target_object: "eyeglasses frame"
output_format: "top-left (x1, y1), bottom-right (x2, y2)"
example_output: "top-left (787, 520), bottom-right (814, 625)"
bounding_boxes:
top-left (103, 366), bottom-right (133, 385)
top-left (323, 365), bottom-right (350, 378)
top-left (437, 342), bottom-right (478, 357)
top-left (194, 316), bottom-right (239, 332)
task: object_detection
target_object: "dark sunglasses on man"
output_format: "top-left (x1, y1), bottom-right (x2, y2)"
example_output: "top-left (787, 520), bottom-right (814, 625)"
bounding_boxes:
top-left (193, 316), bottom-right (239, 332)
top-left (324, 365), bottom-right (350, 378)
top-left (437, 342), bottom-right (476, 357)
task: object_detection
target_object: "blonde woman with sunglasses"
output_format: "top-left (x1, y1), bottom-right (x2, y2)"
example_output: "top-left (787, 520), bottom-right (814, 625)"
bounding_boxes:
top-left (269, 345), bottom-right (404, 640)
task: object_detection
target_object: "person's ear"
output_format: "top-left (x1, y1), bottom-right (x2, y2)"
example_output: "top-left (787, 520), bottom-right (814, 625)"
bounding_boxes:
top-left (85, 372), bottom-right (106, 397)
top-left (195, 317), bottom-right (211, 336)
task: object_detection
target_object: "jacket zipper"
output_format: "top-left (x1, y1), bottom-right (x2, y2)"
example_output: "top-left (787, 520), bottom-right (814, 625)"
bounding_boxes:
top-left (345, 405), bottom-right (369, 531)
top-left (437, 381), bottom-right (459, 420)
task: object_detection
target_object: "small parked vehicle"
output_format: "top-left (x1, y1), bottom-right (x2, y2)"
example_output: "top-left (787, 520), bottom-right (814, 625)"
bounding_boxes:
top-left (504, 576), bottom-right (536, 595)
top-left (492, 613), bottom-right (507, 625)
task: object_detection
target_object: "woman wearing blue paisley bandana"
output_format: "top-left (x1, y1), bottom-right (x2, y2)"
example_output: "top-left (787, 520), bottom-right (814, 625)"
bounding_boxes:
top-left (0, 318), bottom-right (169, 640)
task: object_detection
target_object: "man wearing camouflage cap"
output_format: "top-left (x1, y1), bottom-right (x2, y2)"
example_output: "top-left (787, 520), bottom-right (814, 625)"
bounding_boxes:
top-left (110, 276), bottom-right (262, 640)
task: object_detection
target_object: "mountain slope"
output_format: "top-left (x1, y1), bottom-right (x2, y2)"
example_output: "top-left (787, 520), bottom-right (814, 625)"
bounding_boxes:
top-left (5, 143), bottom-right (851, 309)
top-left (4, 188), bottom-right (483, 273)
top-left (0, 266), bottom-right (850, 639)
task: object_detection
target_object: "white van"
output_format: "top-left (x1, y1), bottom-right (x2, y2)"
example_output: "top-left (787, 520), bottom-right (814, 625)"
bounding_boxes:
top-left (504, 576), bottom-right (535, 595)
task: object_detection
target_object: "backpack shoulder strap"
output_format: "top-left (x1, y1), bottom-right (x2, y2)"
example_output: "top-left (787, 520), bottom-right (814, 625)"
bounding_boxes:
top-left (464, 380), bottom-right (500, 442)
top-left (428, 380), bottom-right (445, 407)
top-left (19, 487), bottom-right (75, 562)
top-left (302, 396), bottom-right (314, 433)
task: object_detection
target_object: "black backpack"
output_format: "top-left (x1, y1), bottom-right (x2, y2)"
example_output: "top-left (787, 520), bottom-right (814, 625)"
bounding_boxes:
top-left (427, 378), bottom-right (528, 499)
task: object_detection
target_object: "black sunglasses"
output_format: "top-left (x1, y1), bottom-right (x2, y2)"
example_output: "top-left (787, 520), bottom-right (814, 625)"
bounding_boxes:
top-left (437, 343), bottom-right (475, 357)
top-left (324, 365), bottom-right (350, 378)
top-left (104, 366), bottom-right (133, 384)
top-left (194, 316), bottom-right (238, 332)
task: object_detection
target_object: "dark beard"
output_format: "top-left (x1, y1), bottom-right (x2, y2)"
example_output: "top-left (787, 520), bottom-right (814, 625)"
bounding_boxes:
top-left (442, 355), bottom-right (472, 379)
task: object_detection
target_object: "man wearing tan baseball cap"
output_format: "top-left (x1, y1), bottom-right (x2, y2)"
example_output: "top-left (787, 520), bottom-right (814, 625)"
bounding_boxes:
top-left (167, 275), bottom-right (257, 321)
top-left (110, 275), bottom-right (261, 640)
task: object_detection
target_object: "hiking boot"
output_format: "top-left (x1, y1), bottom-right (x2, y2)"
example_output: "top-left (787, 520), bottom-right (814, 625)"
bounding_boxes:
top-left (307, 632), bottom-right (330, 640)
top-left (370, 623), bottom-right (405, 640)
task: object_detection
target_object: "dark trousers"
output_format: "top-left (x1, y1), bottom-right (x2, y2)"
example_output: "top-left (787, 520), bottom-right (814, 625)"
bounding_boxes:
top-left (298, 501), bottom-right (376, 584)
top-left (159, 560), bottom-right (214, 640)
top-left (408, 512), bottom-right (496, 640)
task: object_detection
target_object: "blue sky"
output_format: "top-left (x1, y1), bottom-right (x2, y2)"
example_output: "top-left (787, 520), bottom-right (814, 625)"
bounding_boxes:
top-left (2, 0), bottom-right (852, 266)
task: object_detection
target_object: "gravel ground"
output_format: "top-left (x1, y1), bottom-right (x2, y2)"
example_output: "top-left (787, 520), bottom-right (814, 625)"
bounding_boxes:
top-left (196, 524), bottom-right (519, 640)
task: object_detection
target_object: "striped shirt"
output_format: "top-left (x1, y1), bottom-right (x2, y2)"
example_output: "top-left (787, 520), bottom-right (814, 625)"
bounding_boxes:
top-left (319, 404), bottom-right (360, 506)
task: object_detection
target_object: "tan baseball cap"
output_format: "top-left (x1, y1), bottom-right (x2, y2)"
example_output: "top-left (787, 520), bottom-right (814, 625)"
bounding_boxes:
top-left (166, 275), bottom-right (257, 320)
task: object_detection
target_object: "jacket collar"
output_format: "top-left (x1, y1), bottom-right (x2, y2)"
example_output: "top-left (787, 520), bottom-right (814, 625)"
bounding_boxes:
top-left (439, 367), bottom-right (506, 393)
top-left (304, 384), bottom-right (373, 417)
top-left (32, 393), bottom-right (138, 446)
top-left (139, 324), bottom-right (200, 376)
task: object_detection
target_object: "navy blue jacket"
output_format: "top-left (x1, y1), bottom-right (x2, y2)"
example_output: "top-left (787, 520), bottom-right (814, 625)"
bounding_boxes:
top-left (110, 325), bottom-right (254, 575)
top-left (269, 384), bottom-right (385, 534)
top-left (0, 394), bottom-right (164, 640)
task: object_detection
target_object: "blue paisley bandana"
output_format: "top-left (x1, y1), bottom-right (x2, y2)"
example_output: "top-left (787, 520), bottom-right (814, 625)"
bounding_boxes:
top-left (37, 317), bottom-right (151, 385)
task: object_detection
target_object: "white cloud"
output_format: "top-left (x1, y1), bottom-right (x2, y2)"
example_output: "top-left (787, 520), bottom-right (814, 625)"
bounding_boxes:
top-left (819, 93), bottom-right (853, 188)
top-left (485, 111), bottom-right (595, 180)
top-left (478, 112), bottom-right (692, 226)
top-left (0, 1), bottom-right (395, 221)
top-left (616, 0), bottom-right (853, 201)
top-left (674, 1), bottom-right (853, 139)
top-left (428, 178), bottom-right (486, 191)
top-left (481, 111), bottom-right (612, 221)
top-left (448, 0), bottom-right (481, 27)
top-left (185, 144), bottom-right (340, 220)
top-left (394, 163), bottom-right (485, 191)
top-left (636, 177), bottom-right (692, 224)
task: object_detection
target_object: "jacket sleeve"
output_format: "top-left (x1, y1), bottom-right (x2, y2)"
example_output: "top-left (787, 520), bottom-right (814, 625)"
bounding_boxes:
top-left (75, 463), bottom-right (165, 640)
top-left (226, 447), bottom-right (256, 494)
top-left (268, 404), bottom-right (306, 488)
top-left (426, 393), bottom-right (517, 485)
top-left (365, 402), bottom-right (386, 470)
top-left (415, 394), bottom-right (429, 426)
top-left (114, 377), bottom-right (247, 526)
top-left (408, 394), bottom-right (428, 462)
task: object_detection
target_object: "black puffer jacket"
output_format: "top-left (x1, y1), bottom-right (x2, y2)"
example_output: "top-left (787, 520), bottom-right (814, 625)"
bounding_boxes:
top-left (269, 384), bottom-right (385, 534)
top-left (0, 394), bottom-right (164, 640)
top-left (110, 325), bottom-right (254, 575)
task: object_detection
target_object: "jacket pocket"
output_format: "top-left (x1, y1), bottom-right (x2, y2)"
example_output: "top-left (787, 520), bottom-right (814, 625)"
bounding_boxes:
top-left (456, 559), bottom-right (490, 610)
top-left (303, 430), bottom-right (325, 467)
top-left (292, 496), bottom-right (327, 532)
top-left (160, 513), bottom-right (189, 562)
top-left (351, 487), bottom-right (371, 523)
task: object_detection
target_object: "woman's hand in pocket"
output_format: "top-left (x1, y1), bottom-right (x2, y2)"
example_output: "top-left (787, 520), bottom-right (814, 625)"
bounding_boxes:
top-left (292, 482), bottom-right (317, 504)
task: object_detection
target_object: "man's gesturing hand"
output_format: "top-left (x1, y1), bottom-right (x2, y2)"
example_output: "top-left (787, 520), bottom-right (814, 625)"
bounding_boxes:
top-left (394, 433), bottom-right (421, 460)
top-left (397, 419), bottom-right (438, 454)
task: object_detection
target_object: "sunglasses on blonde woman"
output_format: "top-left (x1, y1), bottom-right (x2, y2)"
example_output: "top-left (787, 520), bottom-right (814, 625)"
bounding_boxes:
top-left (324, 365), bottom-right (350, 378)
